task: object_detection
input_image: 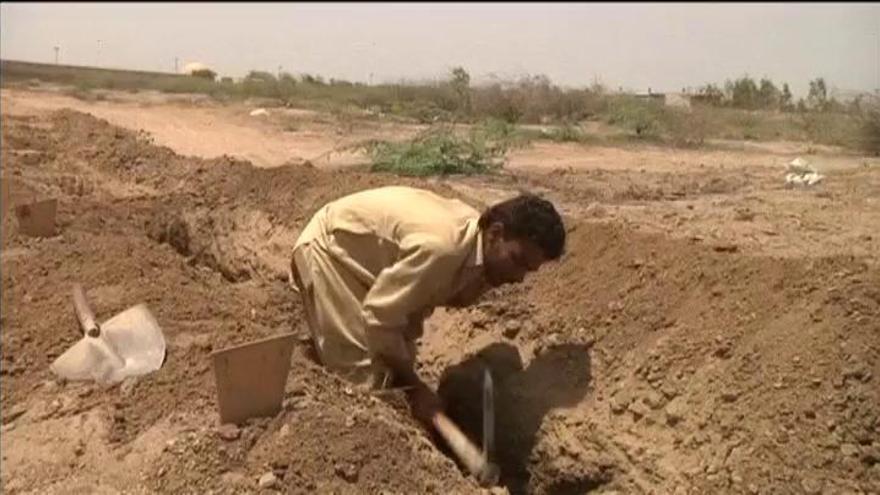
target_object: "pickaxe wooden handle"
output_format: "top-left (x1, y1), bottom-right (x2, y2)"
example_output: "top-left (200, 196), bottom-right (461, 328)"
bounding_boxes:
top-left (432, 411), bottom-right (500, 487)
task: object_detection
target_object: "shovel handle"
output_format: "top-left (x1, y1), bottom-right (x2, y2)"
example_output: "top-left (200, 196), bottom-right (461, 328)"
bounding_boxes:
top-left (72, 284), bottom-right (100, 337)
top-left (432, 411), bottom-right (500, 487)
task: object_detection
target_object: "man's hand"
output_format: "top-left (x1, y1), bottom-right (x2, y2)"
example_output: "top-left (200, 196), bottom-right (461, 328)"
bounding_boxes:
top-left (407, 381), bottom-right (443, 426)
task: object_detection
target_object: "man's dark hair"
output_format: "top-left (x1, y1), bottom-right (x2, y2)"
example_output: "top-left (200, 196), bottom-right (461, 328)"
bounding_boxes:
top-left (479, 193), bottom-right (566, 260)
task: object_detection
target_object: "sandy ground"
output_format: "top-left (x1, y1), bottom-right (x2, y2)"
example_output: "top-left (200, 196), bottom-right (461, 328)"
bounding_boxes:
top-left (1, 88), bottom-right (878, 494)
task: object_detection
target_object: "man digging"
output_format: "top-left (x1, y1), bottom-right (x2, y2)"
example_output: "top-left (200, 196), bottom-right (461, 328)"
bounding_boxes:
top-left (289, 185), bottom-right (566, 429)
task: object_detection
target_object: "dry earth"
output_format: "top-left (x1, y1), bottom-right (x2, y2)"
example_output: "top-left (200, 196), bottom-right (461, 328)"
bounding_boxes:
top-left (1, 88), bottom-right (878, 494)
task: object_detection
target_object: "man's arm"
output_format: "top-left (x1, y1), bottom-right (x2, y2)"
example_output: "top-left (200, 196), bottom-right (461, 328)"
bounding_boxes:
top-left (360, 236), bottom-right (461, 418)
top-left (361, 235), bottom-right (459, 375)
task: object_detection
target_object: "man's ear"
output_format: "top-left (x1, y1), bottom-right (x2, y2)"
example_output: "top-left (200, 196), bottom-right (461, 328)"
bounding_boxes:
top-left (487, 221), bottom-right (505, 240)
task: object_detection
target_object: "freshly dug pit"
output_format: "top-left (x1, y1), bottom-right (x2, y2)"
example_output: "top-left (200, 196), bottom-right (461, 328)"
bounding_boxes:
top-left (437, 342), bottom-right (609, 494)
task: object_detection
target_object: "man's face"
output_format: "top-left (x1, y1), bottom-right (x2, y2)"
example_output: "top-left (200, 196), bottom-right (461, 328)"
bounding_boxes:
top-left (482, 222), bottom-right (547, 287)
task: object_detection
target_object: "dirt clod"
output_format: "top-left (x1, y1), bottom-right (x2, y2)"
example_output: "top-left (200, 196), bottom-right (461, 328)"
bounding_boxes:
top-left (258, 471), bottom-right (279, 489)
top-left (217, 424), bottom-right (241, 441)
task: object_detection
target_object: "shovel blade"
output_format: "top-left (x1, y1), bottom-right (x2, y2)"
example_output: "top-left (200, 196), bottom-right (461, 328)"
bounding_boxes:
top-left (51, 303), bottom-right (166, 385)
top-left (101, 304), bottom-right (166, 376)
top-left (51, 337), bottom-right (125, 383)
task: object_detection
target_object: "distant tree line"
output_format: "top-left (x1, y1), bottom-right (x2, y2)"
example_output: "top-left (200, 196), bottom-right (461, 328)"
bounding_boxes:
top-left (691, 76), bottom-right (862, 113)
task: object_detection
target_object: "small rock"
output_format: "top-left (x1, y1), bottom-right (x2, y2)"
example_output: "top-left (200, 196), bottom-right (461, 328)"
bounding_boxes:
top-left (503, 320), bottom-right (522, 339)
top-left (861, 446), bottom-right (880, 466)
top-left (344, 416), bottom-right (355, 428)
top-left (221, 472), bottom-right (249, 487)
top-left (800, 477), bottom-right (822, 495)
top-left (661, 384), bottom-right (679, 399)
top-left (841, 443), bottom-right (859, 457)
top-left (217, 423), bottom-right (241, 441)
top-left (843, 366), bottom-right (867, 382)
top-left (112, 410), bottom-right (125, 423)
top-left (713, 345), bottom-right (732, 359)
top-left (610, 395), bottom-right (631, 415)
top-left (747, 484), bottom-right (759, 494)
top-left (705, 459), bottom-right (721, 475)
top-left (157, 466), bottom-right (167, 477)
top-left (644, 391), bottom-right (665, 410)
top-left (258, 471), bottom-right (279, 489)
top-left (628, 400), bottom-right (651, 421)
top-left (810, 378), bottom-right (822, 388)
top-left (804, 409), bottom-right (816, 420)
top-left (335, 462), bottom-right (359, 483)
top-left (665, 398), bottom-right (687, 426)
top-left (720, 391), bottom-right (739, 403)
top-left (278, 424), bottom-right (291, 438)
top-left (74, 442), bottom-right (85, 456)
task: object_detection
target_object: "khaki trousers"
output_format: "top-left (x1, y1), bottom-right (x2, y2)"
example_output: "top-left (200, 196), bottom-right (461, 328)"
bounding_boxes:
top-left (291, 240), bottom-right (417, 389)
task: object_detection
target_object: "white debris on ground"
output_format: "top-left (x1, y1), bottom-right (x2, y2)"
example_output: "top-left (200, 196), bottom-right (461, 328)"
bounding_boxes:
top-left (249, 108), bottom-right (269, 117)
top-left (784, 157), bottom-right (824, 187)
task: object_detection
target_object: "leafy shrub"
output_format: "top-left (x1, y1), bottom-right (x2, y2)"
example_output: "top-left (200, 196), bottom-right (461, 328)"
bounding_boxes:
top-left (365, 125), bottom-right (507, 176)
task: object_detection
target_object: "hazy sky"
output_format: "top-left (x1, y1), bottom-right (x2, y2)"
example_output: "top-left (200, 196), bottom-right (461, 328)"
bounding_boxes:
top-left (2, 3), bottom-right (878, 97)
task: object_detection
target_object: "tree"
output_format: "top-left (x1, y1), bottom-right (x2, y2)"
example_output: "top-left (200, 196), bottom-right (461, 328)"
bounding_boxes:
top-left (758, 78), bottom-right (780, 110)
top-left (693, 83), bottom-right (724, 106)
top-left (807, 78), bottom-right (828, 111)
top-left (730, 76), bottom-right (760, 109)
top-left (449, 66), bottom-right (471, 115)
top-left (780, 83), bottom-right (793, 111)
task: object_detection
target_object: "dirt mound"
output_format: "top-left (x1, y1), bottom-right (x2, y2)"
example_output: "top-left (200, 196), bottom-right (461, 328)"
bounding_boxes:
top-left (420, 221), bottom-right (879, 493)
top-left (0, 109), bottom-right (492, 494)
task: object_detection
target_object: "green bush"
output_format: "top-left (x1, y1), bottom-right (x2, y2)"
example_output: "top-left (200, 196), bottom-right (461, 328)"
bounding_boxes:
top-left (365, 125), bottom-right (507, 176)
top-left (604, 97), bottom-right (664, 138)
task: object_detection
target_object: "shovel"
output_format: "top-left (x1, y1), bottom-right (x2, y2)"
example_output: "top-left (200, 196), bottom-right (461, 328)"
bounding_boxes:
top-left (51, 284), bottom-right (166, 385)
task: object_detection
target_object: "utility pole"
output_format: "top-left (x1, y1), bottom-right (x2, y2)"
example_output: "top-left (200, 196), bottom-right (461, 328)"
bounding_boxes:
top-left (97, 39), bottom-right (102, 67)
top-left (53, 46), bottom-right (60, 65)
top-left (174, 57), bottom-right (179, 73)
